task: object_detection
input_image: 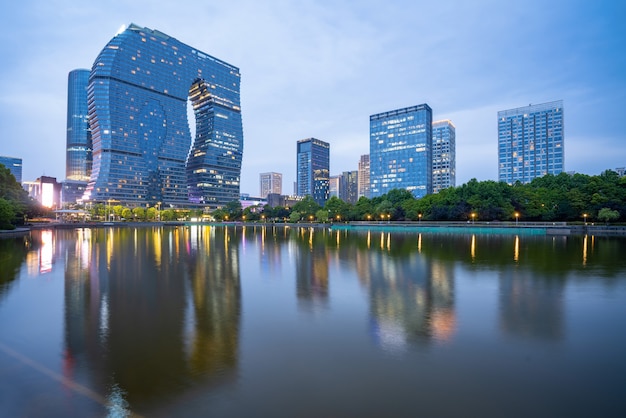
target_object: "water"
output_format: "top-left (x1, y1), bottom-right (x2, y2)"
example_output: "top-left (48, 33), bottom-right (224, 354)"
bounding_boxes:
top-left (1, 226), bottom-right (625, 417)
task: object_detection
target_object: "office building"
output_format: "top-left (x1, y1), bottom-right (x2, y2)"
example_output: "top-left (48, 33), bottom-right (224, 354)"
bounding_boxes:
top-left (259, 172), bottom-right (282, 198)
top-left (329, 175), bottom-right (340, 198)
top-left (66, 69), bottom-right (92, 182)
top-left (358, 154), bottom-right (370, 198)
top-left (25, 176), bottom-right (61, 209)
top-left (432, 120), bottom-right (456, 193)
top-left (296, 138), bottom-right (330, 206)
top-left (0, 155), bottom-right (22, 183)
top-left (339, 170), bottom-right (358, 204)
top-left (83, 24), bottom-right (243, 209)
top-left (498, 101), bottom-right (564, 184)
top-left (61, 180), bottom-right (88, 206)
top-left (370, 104), bottom-right (432, 198)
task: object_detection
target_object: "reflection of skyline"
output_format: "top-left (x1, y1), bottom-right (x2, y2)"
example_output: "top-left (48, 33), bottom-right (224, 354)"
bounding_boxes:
top-left (360, 234), bottom-right (456, 350)
top-left (59, 226), bottom-right (241, 415)
top-left (498, 267), bottom-right (564, 341)
top-left (294, 227), bottom-right (329, 309)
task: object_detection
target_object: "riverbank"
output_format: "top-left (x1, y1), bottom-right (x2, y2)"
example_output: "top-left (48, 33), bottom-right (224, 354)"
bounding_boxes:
top-left (3, 220), bottom-right (625, 237)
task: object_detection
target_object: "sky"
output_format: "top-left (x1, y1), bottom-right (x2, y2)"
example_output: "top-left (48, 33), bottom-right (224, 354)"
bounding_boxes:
top-left (1, 0), bottom-right (625, 196)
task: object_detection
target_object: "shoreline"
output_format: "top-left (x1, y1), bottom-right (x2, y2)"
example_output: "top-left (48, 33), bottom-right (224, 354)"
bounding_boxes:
top-left (3, 221), bottom-right (626, 237)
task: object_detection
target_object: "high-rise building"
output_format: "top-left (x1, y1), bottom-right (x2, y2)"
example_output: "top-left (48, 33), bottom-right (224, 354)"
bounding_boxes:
top-left (432, 120), bottom-right (456, 193)
top-left (83, 24), bottom-right (243, 209)
top-left (66, 69), bottom-right (92, 182)
top-left (296, 138), bottom-right (330, 206)
top-left (498, 101), bottom-right (564, 184)
top-left (370, 104), bottom-right (432, 198)
top-left (0, 155), bottom-right (22, 183)
top-left (339, 170), bottom-right (358, 204)
top-left (329, 175), bottom-right (340, 198)
top-left (259, 172), bottom-right (282, 198)
top-left (358, 154), bottom-right (370, 198)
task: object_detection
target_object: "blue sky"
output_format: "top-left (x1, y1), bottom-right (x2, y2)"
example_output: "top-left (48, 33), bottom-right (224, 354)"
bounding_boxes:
top-left (1, 0), bottom-right (624, 196)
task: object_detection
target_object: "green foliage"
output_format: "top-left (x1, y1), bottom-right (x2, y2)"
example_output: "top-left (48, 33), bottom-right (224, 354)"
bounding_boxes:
top-left (0, 163), bottom-right (41, 226)
top-left (292, 196), bottom-right (321, 217)
top-left (597, 207), bottom-right (620, 224)
top-left (315, 209), bottom-right (329, 222)
top-left (0, 198), bottom-right (16, 230)
top-left (289, 211), bottom-right (301, 223)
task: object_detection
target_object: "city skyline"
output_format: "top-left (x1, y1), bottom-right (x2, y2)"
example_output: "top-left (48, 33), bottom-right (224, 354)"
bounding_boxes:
top-left (1, 1), bottom-right (624, 196)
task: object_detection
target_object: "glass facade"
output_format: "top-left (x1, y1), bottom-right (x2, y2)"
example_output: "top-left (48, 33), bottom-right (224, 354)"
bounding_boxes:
top-left (370, 104), bottom-right (432, 198)
top-left (498, 101), bottom-right (564, 184)
top-left (358, 154), bottom-right (370, 198)
top-left (296, 138), bottom-right (330, 206)
top-left (339, 170), bottom-right (358, 204)
top-left (66, 69), bottom-right (92, 182)
top-left (0, 155), bottom-right (22, 183)
top-left (432, 120), bottom-right (456, 193)
top-left (83, 24), bottom-right (243, 209)
top-left (259, 172), bottom-right (282, 198)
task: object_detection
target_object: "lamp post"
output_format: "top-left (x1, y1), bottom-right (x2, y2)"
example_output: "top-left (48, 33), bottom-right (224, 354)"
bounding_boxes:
top-left (583, 213), bottom-right (588, 225)
top-left (471, 213), bottom-right (476, 224)
top-left (418, 213), bottom-right (422, 223)
top-left (515, 212), bottom-right (519, 225)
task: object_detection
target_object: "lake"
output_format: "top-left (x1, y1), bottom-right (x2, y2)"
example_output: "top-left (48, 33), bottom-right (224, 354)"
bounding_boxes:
top-left (1, 225), bottom-right (625, 417)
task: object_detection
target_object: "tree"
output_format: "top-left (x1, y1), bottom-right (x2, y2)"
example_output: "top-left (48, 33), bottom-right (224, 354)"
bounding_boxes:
top-left (597, 208), bottom-right (620, 225)
top-left (121, 208), bottom-right (132, 220)
top-left (132, 207), bottom-right (146, 221)
top-left (316, 209), bottom-right (329, 223)
top-left (0, 198), bottom-right (16, 230)
top-left (289, 211), bottom-right (301, 223)
top-left (292, 196), bottom-right (320, 218)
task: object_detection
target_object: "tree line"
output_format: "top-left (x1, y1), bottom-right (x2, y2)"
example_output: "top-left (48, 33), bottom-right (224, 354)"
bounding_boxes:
top-left (216, 170), bottom-right (626, 224)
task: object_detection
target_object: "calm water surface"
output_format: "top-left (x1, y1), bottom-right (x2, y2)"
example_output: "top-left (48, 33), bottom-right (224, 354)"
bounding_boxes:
top-left (1, 226), bottom-right (625, 417)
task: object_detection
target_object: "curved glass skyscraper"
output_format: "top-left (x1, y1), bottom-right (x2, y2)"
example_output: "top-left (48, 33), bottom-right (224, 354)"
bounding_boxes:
top-left (83, 24), bottom-right (243, 208)
top-left (66, 69), bottom-right (92, 181)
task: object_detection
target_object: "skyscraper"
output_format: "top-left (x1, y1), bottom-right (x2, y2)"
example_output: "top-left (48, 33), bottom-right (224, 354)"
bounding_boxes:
top-left (370, 104), bottom-right (432, 198)
top-left (66, 69), bottom-right (92, 182)
top-left (339, 170), bottom-right (358, 204)
top-left (296, 138), bottom-right (330, 206)
top-left (432, 120), bottom-right (456, 193)
top-left (83, 24), bottom-right (243, 209)
top-left (358, 154), bottom-right (370, 198)
top-left (498, 101), bottom-right (564, 184)
top-left (0, 155), bottom-right (22, 183)
top-left (259, 172), bottom-right (282, 198)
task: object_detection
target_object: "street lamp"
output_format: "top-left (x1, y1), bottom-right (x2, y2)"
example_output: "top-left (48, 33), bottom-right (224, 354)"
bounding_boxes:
top-left (418, 213), bottom-right (422, 223)
top-left (471, 213), bottom-right (476, 224)
top-left (515, 212), bottom-right (519, 225)
top-left (261, 214), bottom-right (265, 223)
top-left (583, 213), bottom-right (588, 225)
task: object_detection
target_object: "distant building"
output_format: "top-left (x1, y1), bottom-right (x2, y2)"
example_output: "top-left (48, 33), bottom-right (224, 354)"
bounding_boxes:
top-left (240, 194), bottom-right (266, 210)
top-left (296, 138), bottom-right (330, 206)
top-left (432, 120), bottom-right (456, 193)
top-left (370, 104), bottom-right (432, 198)
top-left (25, 176), bottom-right (61, 209)
top-left (0, 155), bottom-right (22, 183)
top-left (267, 193), bottom-right (303, 208)
top-left (614, 167), bottom-right (625, 177)
top-left (339, 170), bottom-right (358, 204)
top-left (259, 172), bottom-right (282, 198)
top-left (329, 175), bottom-right (340, 198)
top-left (66, 69), bottom-right (92, 182)
top-left (498, 101), bottom-right (564, 184)
top-left (61, 180), bottom-right (88, 206)
top-left (358, 154), bottom-right (370, 198)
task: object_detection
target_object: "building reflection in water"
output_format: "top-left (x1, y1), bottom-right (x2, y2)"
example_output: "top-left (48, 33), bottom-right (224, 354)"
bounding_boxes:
top-left (349, 233), bottom-right (456, 351)
top-left (61, 226), bottom-right (241, 414)
top-left (294, 227), bottom-right (329, 310)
